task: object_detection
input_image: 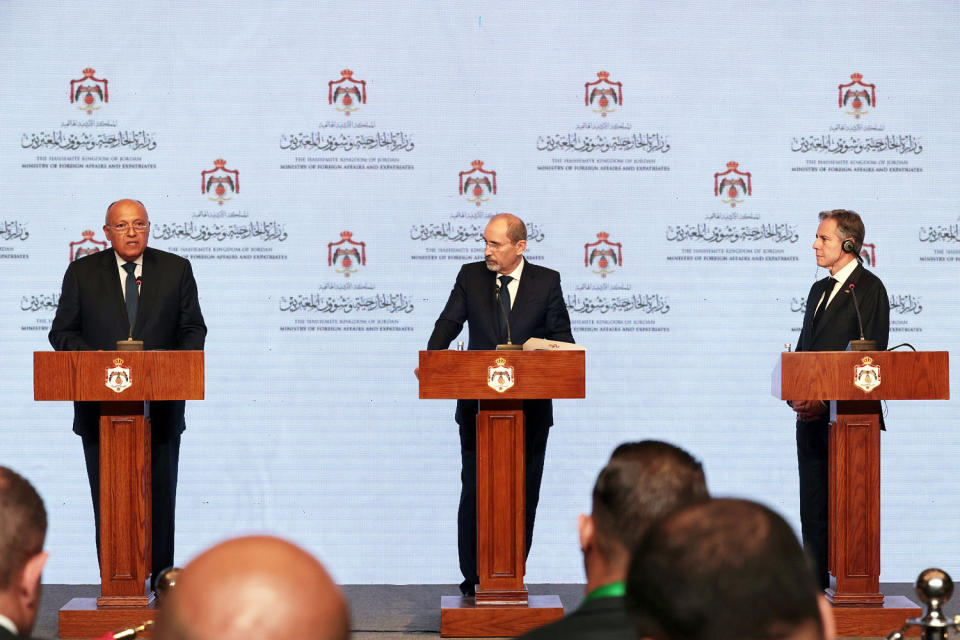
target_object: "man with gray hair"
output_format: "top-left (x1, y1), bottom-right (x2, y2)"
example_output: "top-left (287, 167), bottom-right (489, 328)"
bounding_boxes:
top-left (0, 467), bottom-right (48, 640)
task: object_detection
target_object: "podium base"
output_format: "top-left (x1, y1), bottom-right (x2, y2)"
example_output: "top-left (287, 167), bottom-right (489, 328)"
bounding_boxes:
top-left (440, 594), bottom-right (562, 637)
top-left (830, 596), bottom-right (921, 638)
top-left (59, 597), bottom-right (156, 639)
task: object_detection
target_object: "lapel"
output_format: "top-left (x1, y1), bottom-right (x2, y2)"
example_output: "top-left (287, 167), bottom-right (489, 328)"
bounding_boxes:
top-left (812, 264), bottom-right (862, 343)
top-left (100, 249), bottom-right (129, 324)
top-left (510, 260), bottom-right (536, 320)
top-left (136, 248), bottom-right (160, 333)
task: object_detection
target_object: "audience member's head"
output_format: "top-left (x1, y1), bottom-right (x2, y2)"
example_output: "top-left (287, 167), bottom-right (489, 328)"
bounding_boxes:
top-left (0, 466), bottom-right (48, 637)
top-left (153, 535), bottom-right (349, 640)
top-left (626, 498), bottom-right (834, 640)
top-left (579, 440), bottom-right (708, 591)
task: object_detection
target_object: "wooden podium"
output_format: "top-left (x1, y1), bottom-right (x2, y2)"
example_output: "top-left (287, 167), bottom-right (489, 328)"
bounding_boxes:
top-left (419, 350), bottom-right (585, 638)
top-left (34, 350), bottom-right (204, 639)
top-left (773, 350), bottom-right (949, 637)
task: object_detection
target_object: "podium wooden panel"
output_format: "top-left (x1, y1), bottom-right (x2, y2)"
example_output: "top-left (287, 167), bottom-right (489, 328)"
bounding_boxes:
top-left (420, 350), bottom-right (585, 637)
top-left (34, 350), bottom-right (204, 639)
top-left (773, 350), bottom-right (948, 637)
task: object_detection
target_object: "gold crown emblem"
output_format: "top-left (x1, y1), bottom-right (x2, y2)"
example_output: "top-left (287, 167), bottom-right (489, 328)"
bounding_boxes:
top-left (850, 73), bottom-right (863, 81)
top-left (860, 356), bottom-right (874, 365)
top-left (81, 67), bottom-right (96, 78)
top-left (81, 230), bottom-right (95, 238)
top-left (494, 357), bottom-right (506, 367)
top-left (340, 230), bottom-right (353, 239)
top-left (471, 160), bottom-right (484, 169)
top-left (596, 231), bottom-right (609, 241)
top-left (726, 161), bottom-right (740, 170)
top-left (113, 358), bottom-right (125, 367)
top-left (340, 69), bottom-right (354, 78)
top-left (212, 158), bottom-right (228, 168)
top-left (596, 71), bottom-right (610, 80)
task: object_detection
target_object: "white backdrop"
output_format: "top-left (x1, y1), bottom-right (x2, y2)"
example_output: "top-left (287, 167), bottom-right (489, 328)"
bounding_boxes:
top-left (1, 0), bottom-right (958, 584)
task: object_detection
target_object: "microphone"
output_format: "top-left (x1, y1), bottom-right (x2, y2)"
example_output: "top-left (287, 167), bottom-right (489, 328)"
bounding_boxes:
top-left (844, 283), bottom-right (877, 351)
top-left (495, 279), bottom-right (522, 350)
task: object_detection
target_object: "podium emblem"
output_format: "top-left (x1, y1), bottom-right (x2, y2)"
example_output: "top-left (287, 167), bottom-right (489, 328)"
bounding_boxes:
top-left (854, 356), bottom-right (881, 393)
top-left (487, 357), bottom-right (515, 393)
top-left (105, 358), bottom-right (132, 393)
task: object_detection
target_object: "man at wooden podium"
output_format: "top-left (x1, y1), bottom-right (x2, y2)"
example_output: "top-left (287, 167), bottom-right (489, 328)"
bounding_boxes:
top-left (48, 199), bottom-right (207, 589)
top-left (791, 209), bottom-right (888, 589)
top-left (426, 213), bottom-right (574, 597)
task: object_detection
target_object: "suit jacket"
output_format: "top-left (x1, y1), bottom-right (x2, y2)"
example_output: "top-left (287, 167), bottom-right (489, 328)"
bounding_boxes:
top-left (49, 247), bottom-right (207, 438)
top-left (0, 622), bottom-right (35, 640)
top-left (796, 263), bottom-right (889, 353)
top-left (427, 260), bottom-right (574, 429)
top-left (518, 595), bottom-right (633, 640)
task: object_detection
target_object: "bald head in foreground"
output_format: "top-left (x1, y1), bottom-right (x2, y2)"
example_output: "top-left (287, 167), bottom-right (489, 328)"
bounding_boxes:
top-left (154, 536), bottom-right (349, 640)
top-left (627, 498), bottom-right (835, 640)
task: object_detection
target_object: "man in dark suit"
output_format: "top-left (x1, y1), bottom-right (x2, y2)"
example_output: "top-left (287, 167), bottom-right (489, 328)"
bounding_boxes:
top-left (0, 467), bottom-right (48, 640)
top-left (49, 199), bottom-right (207, 589)
top-left (425, 213), bottom-right (573, 597)
top-left (520, 441), bottom-right (708, 640)
top-left (791, 209), bottom-right (889, 589)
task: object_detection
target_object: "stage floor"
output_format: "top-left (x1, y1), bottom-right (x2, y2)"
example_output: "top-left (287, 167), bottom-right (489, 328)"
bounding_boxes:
top-left (36, 582), bottom-right (956, 639)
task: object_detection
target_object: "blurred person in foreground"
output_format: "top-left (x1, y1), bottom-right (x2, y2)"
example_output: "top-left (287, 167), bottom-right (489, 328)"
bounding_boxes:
top-left (153, 535), bottom-right (349, 640)
top-left (627, 498), bottom-right (835, 640)
top-left (0, 467), bottom-right (48, 640)
top-left (520, 441), bottom-right (708, 640)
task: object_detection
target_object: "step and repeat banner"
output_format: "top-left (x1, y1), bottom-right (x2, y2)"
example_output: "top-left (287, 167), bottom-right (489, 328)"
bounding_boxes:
top-left (1, 1), bottom-right (958, 583)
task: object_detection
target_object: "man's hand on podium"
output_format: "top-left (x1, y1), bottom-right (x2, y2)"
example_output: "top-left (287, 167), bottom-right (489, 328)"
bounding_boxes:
top-left (792, 400), bottom-right (827, 422)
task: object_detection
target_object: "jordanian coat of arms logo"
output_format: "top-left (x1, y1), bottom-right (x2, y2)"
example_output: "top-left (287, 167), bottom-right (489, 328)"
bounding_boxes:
top-left (70, 230), bottom-right (107, 262)
top-left (105, 358), bottom-right (132, 393)
top-left (202, 159), bottom-right (239, 206)
top-left (839, 73), bottom-right (876, 119)
top-left (714, 161), bottom-right (752, 208)
top-left (487, 357), bottom-right (515, 393)
top-left (854, 356), bottom-right (881, 393)
top-left (585, 71), bottom-right (622, 117)
top-left (328, 230), bottom-right (366, 277)
top-left (329, 69), bottom-right (366, 115)
top-left (459, 160), bottom-right (497, 207)
top-left (585, 232), bottom-right (622, 278)
top-left (70, 68), bottom-right (108, 114)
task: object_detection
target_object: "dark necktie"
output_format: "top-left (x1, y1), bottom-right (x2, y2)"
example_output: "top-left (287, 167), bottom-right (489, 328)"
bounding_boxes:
top-left (811, 277), bottom-right (836, 330)
top-left (123, 262), bottom-right (139, 331)
top-left (497, 275), bottom-right (513, 341)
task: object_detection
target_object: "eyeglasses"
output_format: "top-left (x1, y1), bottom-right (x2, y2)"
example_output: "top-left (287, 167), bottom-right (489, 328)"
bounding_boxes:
top-left (107, 222), bottom-right (150, 233)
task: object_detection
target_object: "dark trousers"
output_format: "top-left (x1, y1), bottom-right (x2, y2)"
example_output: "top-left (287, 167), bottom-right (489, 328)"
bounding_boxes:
top-left (796, 417), bottom-right (830, 590)
top-left (457, 419), bottom-right (550, 590)
top-left (81, 430), bottom-right (181, 587)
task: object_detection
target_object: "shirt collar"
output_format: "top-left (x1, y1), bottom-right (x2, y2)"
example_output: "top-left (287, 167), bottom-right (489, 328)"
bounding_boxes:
top-left (114, 251), bottom-right (144, 269)
top-left (0, 612), bottom-right (19, 636)
top-left (583, 580), bottom-right (626, 603)
top-left (500, 257), bottom-right (525, 281)
top-left (831, 257), bottom-right (858, 285)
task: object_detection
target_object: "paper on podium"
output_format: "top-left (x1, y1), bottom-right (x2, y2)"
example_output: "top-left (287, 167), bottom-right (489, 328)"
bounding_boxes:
top-left (522, 338), bottom-right (585, 351)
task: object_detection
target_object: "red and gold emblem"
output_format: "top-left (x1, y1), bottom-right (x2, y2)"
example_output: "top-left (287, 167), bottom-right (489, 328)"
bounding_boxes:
top-left (328, 231), bottom-right (366, 277)
top-left (585, 71), bottom-right (622, 117)
top-left (202, 159), bottom-right (239, 206)
top-left (839, 73), bottom-right (876, 119)
top-left (69, 230), bottom-right (107, 262)
top-left (714, 161), bottom-right (752, 208)
top-left (585, 232), bottom-right (622, 278)
top-left (70, 68), bottom-right (108, 114)
top-left (328, 69), bottom-right (366, 116)
top-left (459, 160), bottom-right (497, 207)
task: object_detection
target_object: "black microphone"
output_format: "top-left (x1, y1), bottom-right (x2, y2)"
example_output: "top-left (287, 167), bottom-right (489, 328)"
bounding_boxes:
top-left (495, 280), bottom-right (522, 350)
top-left (844, 283), bottom-right (877, 351)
